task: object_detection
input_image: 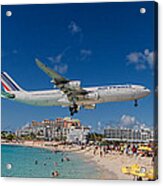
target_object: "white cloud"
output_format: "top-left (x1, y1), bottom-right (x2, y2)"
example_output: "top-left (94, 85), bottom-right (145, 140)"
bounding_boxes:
top-left (117, 114), bottom-right (149, 129)
top-left (120, 115), bottom-right (137, 126)
top-left (126, 49), bottom-right (155, 70)
top-left (106, 114), bottom-right (152, 130)
top-left (96, 121), bottom-right (103, 132)
top-left (127, 52), bottom-right (142, 63)
top-left (51, 54), bottom-right (63, 63)
top-left (135, 63), bottom-right (146, 70)
top-left (47, 54), bottom-right (63, 64)
top-left (68, 21), bottom-right (81, 34)
top-left (80, 49), bottom-right (92, 61)
top-left (47, 47), bottom-right (70, 74)
top-left (54, 64), bottom-right (68, 74)
top-left (145, 50), bottom-right (155, 68)
top-left (54, 54), bottom-right (63, 63)
top-left (47, 54), bottom-right (67, 74)
top-left (47, 47), bottom-right (70, 64)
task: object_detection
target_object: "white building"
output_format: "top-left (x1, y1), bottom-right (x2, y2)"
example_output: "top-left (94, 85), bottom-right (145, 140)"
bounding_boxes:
top-left (16, 118), bottom-right (90, 143)
top-left (104, 127), bottom-right (154, 143)
top-left (66, 126), bottom-right (90, 144)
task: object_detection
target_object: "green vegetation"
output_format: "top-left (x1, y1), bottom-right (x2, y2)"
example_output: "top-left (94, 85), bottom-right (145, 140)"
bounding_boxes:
top-left (1, 131), bottom-right (17, 141)
top-left (30, 132), bottom-right (36, 140)
top-left (87, 132), bottom-right (105, 142)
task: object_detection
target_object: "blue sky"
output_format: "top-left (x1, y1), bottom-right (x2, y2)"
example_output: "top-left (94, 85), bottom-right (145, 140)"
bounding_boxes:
top-left (1, 2), bottom-right (157, 131)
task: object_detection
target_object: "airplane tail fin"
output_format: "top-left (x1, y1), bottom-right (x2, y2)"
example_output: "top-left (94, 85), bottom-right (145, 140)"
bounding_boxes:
top-left (1, 72), bottom-right (24, 92)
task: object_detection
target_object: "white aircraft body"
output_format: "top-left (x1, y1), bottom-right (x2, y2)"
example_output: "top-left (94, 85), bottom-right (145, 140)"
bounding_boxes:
top-left (1, 59), bottom-right (150, 116)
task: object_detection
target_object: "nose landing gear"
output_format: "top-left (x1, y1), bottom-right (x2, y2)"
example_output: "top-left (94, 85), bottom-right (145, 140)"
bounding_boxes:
top-left (134, 99), bottom-right (138, 107)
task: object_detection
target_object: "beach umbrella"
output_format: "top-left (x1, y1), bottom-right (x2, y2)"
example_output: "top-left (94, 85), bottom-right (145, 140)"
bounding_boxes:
top-left (138, 146), bottom-right (152, 151)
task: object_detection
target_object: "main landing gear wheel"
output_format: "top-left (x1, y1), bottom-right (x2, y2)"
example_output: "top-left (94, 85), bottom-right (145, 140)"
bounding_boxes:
top-left (134, 99), bottom-right (138, 107)
top-left (69, 104), bottom-right (78, 116)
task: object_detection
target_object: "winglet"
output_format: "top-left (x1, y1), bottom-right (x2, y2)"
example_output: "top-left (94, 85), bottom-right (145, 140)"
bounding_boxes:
top-left (35, 58), bottom-right (43, 68)
top-left (35, 58), bottom-right (69, 84)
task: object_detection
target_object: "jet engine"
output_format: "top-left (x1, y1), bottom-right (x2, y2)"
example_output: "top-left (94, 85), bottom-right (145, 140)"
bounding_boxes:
top-left (66, 81), bottom-right (81, 89)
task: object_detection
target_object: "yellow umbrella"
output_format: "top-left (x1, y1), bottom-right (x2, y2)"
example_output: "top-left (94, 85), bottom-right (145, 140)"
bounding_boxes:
top-left (138, 146), bottom-right (152, 151)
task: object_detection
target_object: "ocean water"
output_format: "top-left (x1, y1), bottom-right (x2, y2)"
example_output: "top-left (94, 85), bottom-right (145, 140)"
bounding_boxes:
top-left (1, 144), bottom-right (101, 179)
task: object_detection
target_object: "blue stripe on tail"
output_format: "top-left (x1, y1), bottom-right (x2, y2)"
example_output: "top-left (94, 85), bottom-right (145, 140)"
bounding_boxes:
top-left (1, 73), bottom-right (20, 91)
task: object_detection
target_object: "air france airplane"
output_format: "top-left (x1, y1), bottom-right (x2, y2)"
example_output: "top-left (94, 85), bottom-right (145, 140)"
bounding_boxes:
top-left (1, 59), bottom-right (150, 116)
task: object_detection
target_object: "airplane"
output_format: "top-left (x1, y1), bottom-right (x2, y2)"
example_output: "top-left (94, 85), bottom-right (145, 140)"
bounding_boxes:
top-left (1, 59), bottom-right (150, 116)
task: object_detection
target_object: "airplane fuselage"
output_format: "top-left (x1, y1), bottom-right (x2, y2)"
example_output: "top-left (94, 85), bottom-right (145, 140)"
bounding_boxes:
top-left (8, 84), bottom-right (150, 107)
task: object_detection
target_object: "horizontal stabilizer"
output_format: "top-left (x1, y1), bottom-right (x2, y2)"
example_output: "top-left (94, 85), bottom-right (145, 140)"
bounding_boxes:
top-left (1, 90), bottom-right (15, 99)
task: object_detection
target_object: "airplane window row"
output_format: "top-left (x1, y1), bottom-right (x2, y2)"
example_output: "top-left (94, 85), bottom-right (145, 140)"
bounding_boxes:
top-left (98, 85), bottom-right (132, 90)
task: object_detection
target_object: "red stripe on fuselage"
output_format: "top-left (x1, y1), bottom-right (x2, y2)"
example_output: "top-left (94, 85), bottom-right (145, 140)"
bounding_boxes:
top-left (1, 81), bottom-right (10, 91)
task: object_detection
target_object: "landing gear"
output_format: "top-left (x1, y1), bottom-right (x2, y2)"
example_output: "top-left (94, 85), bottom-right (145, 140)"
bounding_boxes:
top-left (134, 99), bottom-right (138, 107)
top-left (69, 103), bottom-right (78, 116)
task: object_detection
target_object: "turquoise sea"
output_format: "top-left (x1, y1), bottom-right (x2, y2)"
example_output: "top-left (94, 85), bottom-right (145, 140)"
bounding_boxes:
top-left (1, 144), bottom-right (101, 179)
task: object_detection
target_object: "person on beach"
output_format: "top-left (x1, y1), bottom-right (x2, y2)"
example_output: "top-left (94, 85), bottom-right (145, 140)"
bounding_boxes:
top-left (132, 145), bottom-right (138, 157)
top-left (103, 146), bottom-right (108, 156)
top-left (120, 145), bottom-right (124, 155)
top-left (107, 145), bottom-right (111, 154)
top-left (93, 148), bottom-right (96, 155)
top-left (100, 149), bottom-right (103, 157)
top-left (126, 145), bottom-right (130, 155)
top-left (93, 146), bottom-right (98, 155)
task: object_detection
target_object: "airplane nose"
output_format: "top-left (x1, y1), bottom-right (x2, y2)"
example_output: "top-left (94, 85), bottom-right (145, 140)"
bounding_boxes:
top-left (145, 88), bottom-right (151, 96)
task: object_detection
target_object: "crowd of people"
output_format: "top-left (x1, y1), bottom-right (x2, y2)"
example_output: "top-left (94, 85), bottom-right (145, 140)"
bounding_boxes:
top-left (92, 142), bottom-right (155, 159)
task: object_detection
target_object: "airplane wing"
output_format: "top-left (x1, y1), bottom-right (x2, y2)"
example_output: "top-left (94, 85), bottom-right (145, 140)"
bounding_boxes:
top-left (36, 58), bottom-right (69, 84)
top-left (36, 59), bottom-right (88, 102)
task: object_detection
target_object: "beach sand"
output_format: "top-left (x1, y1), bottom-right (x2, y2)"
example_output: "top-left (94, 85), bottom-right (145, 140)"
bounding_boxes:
top-left (77, 146), bottom-right (153, 180)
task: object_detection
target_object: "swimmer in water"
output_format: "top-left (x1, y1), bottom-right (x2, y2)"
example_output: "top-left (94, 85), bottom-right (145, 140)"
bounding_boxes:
top-left (64, 157), bottom-right (70, 161)
top-left (52, 171), bottom-right (59, 177)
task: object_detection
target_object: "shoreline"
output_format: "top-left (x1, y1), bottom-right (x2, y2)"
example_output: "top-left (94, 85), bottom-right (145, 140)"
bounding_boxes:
top-left (1, 141), bottom-right (153, 180)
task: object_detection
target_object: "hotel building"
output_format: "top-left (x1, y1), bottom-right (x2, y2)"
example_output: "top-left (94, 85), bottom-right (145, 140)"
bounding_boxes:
top-left (16, 117), bottom-right (89, 143)
top-left (104, 127), bottom-right (154, 143)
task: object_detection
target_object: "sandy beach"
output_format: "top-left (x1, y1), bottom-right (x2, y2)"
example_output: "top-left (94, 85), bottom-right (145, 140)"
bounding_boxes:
top-left (1, 140), bottom-right (154, 180)
top-left (77, 146), bottom-right (153, 180)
